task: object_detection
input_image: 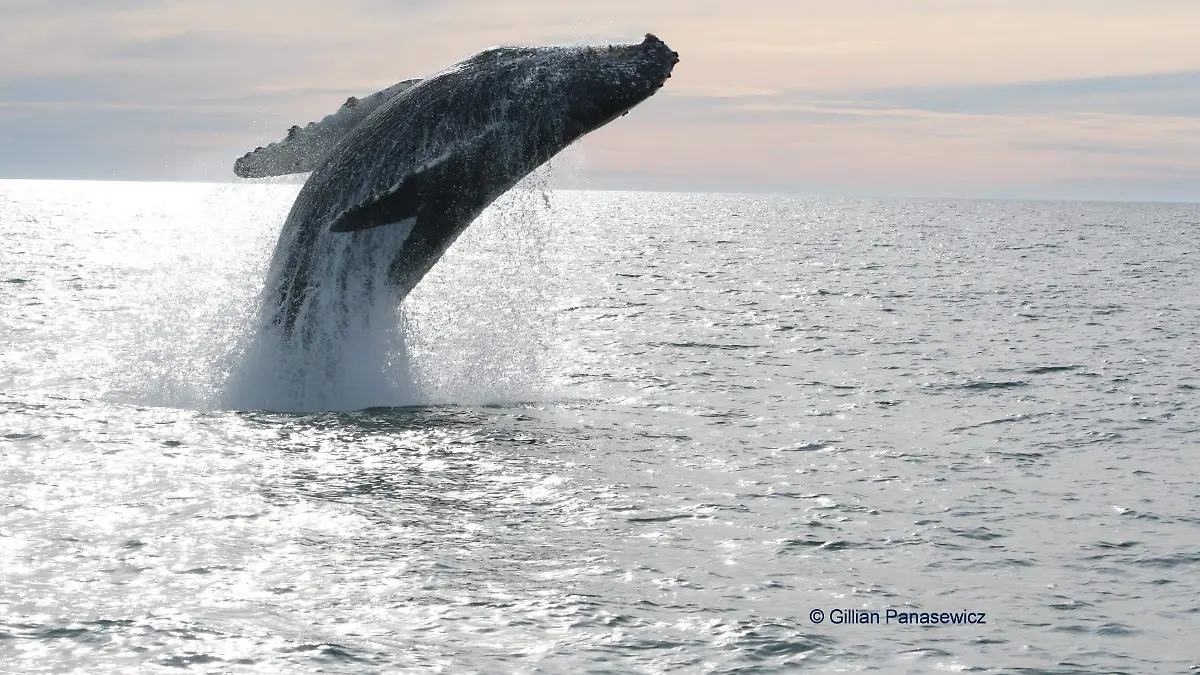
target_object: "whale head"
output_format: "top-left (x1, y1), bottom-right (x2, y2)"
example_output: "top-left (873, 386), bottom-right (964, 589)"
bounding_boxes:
top-left (560, 34), bottom-right (679, 135)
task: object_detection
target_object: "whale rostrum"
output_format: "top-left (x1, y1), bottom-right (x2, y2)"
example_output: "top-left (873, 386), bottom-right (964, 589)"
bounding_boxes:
top-left (237, 35), bottom-right (679, 339)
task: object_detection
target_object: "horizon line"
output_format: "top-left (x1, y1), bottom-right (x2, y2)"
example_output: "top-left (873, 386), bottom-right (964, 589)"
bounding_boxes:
top-left (1, 176), bottom-right (1198, 207)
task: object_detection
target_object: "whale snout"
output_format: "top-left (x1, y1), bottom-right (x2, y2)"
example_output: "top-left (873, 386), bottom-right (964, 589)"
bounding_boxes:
top-left (599, 33), bottom-right (678, 86)
top-left (638, 33), bottom-right (679, 81)
top-left (642, 33), bottom-right (680, 63)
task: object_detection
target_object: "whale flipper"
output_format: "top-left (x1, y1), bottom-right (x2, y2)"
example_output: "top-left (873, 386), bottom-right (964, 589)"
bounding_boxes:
top-left (233, 79), bottom-right (421, 178)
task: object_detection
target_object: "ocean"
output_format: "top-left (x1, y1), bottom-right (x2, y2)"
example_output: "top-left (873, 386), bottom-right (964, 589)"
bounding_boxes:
top-left (1, 179), bottom-right (1197, 673)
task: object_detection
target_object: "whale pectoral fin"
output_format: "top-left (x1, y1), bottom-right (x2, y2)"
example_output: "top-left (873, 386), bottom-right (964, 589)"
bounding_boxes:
top-left (233, 78), bottom-right (422, 178)
top-left (328, 178), bottom-right (426, 233)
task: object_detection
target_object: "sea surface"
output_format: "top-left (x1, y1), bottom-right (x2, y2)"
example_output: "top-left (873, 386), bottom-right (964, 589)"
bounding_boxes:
top-left (1, 179), bottom-right (1197, 674)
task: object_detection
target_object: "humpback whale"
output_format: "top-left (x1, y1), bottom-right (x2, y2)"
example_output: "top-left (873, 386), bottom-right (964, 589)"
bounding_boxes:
top-left (237, 35), bottom-right (679, 341)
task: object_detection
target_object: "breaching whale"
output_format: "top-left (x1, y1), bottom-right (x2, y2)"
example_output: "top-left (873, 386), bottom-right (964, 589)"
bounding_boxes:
top-left (236, 35), bottom-right (679, 340)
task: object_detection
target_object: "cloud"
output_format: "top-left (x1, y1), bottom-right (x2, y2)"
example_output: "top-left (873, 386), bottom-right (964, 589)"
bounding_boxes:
top-left (0, 0), bottom-right (1199, 200)
top-left (718, 40), bottom-right (886, 56)
top-left (0, 105), bottom-right (254, 181)
top-left (844, 71), bottom-right (1200, 117)
top-left (573, 88), bottom-right (1200, 198)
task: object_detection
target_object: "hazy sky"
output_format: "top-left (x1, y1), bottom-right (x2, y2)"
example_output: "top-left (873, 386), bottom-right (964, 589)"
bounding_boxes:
top-left (2, 0), bottom-right (1199, 200)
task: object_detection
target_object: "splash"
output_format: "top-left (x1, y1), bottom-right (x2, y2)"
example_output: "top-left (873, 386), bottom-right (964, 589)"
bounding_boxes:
top-left (223, 230), bottom-right (419, 413)
top-left (222, 171), bottom-right (559, 412)
top-left (405, 174), bottom-right (560, 405)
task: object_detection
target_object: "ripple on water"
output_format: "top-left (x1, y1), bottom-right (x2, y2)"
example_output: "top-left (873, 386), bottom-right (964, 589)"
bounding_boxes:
top-left (0, 188), bottom-right (1198, 672)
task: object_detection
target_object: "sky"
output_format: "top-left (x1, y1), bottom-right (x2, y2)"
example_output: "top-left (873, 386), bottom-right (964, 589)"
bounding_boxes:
top-left (1, 0), bottom-right (1199, 201)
